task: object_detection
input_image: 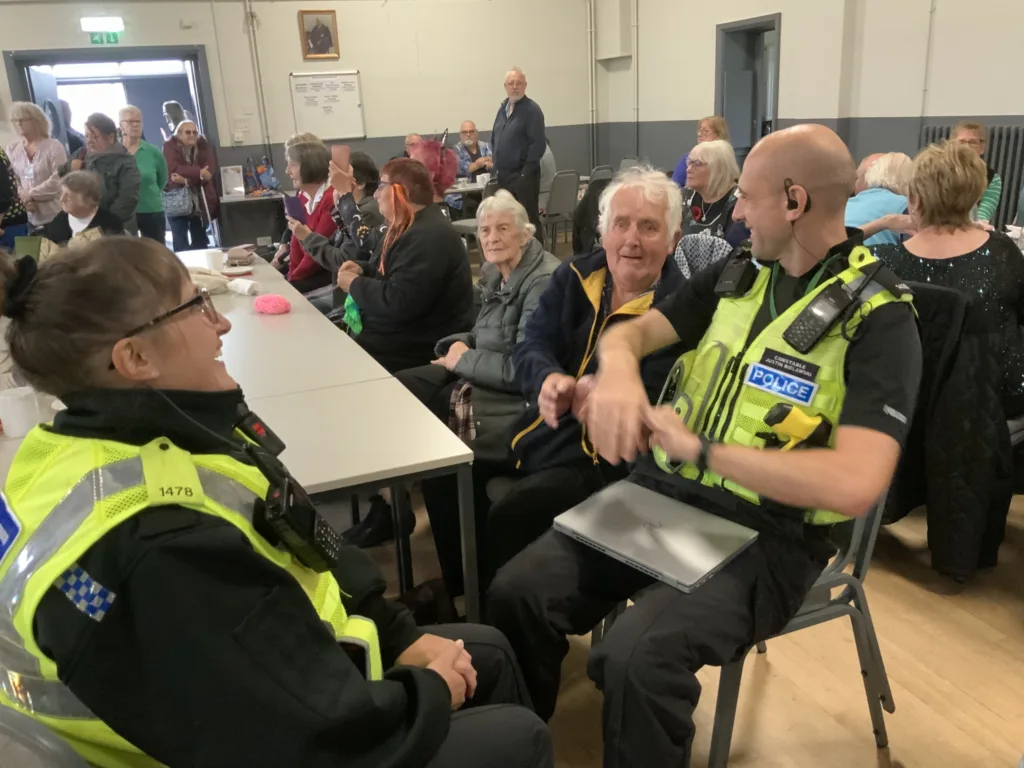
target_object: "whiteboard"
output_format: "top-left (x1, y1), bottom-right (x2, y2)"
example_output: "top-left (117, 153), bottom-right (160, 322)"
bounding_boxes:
top-left (289, 71), bottom-right (366, 140)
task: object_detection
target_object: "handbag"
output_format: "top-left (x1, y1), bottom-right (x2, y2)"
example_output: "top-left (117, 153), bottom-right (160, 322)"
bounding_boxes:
top-left (162, 186), bottom-right (193, 217)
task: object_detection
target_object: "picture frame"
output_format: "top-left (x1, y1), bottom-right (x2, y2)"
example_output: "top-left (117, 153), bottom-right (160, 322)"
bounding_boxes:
top-left (298, 10), bottom-right (340, 61)
top-left (220, 165), bottom-right (246, 197)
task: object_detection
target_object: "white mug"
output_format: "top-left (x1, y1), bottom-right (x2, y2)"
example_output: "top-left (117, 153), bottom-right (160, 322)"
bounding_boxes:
top-left (0, 387), bottom-right (42, 438)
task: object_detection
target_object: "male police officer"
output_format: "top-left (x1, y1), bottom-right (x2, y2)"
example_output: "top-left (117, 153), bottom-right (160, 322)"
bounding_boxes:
top-left (487, 125), bottom-right (922, 766)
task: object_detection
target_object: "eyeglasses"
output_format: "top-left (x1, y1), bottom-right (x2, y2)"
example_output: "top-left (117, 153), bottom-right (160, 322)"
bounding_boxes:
top-left (686, 159), bottom-right (707, 169)
top-left (460, 130), bottom-right (477, 135)
top-left (696, 129), bottom-right (715, 139)
top-left (180, 130), bottom-right (198, 136)
top-left (108, 287), bottom-right (219, 369)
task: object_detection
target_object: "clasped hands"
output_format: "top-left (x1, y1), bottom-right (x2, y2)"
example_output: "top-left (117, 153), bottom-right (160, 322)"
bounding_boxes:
top-left (396, 634), bottom-right (477, 710)
top-left (540, 370), bottom-right (702, 465)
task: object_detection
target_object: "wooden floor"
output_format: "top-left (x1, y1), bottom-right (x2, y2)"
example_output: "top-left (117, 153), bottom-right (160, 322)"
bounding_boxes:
top-left (365, 493), bottom-right (1024, 768)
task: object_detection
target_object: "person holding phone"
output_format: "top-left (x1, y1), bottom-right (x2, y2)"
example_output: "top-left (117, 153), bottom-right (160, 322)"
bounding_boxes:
top-left (0, 237), bottom-right (553, 768)
top-left (282, 141), bottom-right (336, 293)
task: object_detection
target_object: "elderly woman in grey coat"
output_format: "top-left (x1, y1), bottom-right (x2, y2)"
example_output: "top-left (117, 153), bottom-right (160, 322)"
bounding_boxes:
top-left (393, 191), bottom-right (559, 595)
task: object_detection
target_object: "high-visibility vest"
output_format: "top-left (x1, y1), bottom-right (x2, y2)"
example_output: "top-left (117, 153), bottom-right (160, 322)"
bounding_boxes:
top-left (0, 427), bottom-right (382, 768)
top-left (654, 246), bottom-right (913, 525)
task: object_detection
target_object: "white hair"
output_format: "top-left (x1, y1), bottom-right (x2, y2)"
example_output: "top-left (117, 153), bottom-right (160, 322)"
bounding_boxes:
top-left (505, 67), bottom-right (526, 81)
top-left (477, 189), bottom-right (535, 237)
top-left (598, 165), bottom-right (683, 241)
top-left (118, 105), bottom-right (142, 122)
top-left (688, 139), bottom-right (740, 200)
top-left (864, 152), bottom-right (913, 196)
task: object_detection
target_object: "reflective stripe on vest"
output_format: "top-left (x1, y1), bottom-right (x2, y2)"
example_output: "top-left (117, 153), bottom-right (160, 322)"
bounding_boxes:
top-left (653, 248), bottom-right (912, 525)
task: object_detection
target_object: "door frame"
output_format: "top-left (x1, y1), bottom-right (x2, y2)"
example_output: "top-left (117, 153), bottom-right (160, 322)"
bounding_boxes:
top-left (3, 45), bottom-right (222, 157)
top-left (714, 13), bottom-right (782, 125)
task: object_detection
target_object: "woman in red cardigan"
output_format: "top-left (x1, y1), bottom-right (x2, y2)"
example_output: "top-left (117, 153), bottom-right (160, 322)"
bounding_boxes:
top-left (282, 140), bottom-right (336, 293)
top-left (162, 121), bottom-right (219, 252)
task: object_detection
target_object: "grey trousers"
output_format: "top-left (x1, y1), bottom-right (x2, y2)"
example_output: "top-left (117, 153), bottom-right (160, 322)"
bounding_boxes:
top-left (425, 624), bottom-right (554, 768)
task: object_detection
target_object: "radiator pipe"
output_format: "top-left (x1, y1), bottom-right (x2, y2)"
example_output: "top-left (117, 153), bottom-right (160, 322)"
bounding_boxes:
top-left (243, 0), bottom-right (273, 160)
top-left (918, 0), bottom-right (937, 135)
top-left (632, 0), bottom-right (639, 157)
top-left (587, 0), bottom-right (597, 170)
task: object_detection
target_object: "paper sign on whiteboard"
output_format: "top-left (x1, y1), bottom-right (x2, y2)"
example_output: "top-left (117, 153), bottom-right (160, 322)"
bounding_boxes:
top-left (289, 71), bottom-right (366, 141)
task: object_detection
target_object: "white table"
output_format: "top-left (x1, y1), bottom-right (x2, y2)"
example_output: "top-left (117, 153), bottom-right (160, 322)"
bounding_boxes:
top-left (177, 250), bottom-right (390, 398)
top-left (444, 181), bottom-right (486, 196)
top-left (249, 379), bottom-right (480, 618)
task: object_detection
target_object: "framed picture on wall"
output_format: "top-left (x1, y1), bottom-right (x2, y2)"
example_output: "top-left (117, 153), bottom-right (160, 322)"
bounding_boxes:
top-left (298, 10), bottom-right (340, 60)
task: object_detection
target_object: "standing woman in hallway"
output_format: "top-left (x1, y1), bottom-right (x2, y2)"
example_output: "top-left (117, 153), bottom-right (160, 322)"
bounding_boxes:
top-left (6, 102), bottom-right (67, 230)
top-left (163, 120), bottom-right (219, 252)
top-left (60, 113), bottom-right (141, 230)
top-left (119, 106), bottom-right (168, 243)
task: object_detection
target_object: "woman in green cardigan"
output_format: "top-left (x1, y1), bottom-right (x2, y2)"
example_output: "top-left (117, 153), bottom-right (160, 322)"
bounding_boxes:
top-left (119, 105), bottom-right (169, 243)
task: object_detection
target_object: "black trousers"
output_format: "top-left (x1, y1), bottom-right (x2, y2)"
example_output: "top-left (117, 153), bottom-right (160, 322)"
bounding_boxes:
top-left (486, 495), bottom-right (830, 767)
top-left (499, 169), bottom-right (543, 245)
top-left (421, 454), bottom-right (626, 598)
top-left (169, 214), bottom-right (208, 252)
top-left (425, 624), bottom-right (553, 768)
top-left (136, 211), bottom-right (167, 244)
top-left (395, 363), bottom-right (457, 423)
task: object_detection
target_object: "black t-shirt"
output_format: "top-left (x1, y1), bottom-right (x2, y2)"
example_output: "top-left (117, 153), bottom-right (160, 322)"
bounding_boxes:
top-left (654, 251), bottom-right (922, 446)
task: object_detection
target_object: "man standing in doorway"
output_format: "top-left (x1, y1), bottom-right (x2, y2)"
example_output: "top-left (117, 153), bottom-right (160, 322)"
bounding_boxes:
top-left (491, 67), bottom-right (546, 243)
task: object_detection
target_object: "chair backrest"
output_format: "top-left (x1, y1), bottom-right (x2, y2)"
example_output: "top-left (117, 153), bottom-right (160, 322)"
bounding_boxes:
top-left (0, 705), bottom-right (89, 766)
top-left (903, 281), bottom-right (969, 423)
top-left (674, 234), bottom-right (734, 279)
top-left (483, 178), bottom-right (500, 199)
top-left (545, 171), bottom-right (581, 218)
top-left (619, 156), bottom-right (640, 171)
top-left (589, 165), bottom-right (614, 183)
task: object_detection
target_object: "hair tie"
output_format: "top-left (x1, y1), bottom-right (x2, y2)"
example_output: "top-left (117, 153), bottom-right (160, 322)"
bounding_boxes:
top-left (4, 256), bottom-right (38, 320)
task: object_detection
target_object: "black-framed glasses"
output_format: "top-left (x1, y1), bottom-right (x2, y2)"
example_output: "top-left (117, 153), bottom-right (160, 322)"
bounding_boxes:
top-left (108, 287), bottom-right (220, 370)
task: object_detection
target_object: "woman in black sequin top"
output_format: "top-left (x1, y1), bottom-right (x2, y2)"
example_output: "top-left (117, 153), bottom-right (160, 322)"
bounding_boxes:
top-left (872, 140), bottom-right (1024, 416)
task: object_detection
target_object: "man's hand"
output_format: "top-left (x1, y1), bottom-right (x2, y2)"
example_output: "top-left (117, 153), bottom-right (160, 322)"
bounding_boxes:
top-left (440, 341), bottom-right (470, 371)
top-left (538, 373), bottom-right (576, 428)
top-left (329, 161), bottom-right (355, 195)
top-left (643, 405), bottom-right (700, 463)
top-left (481, 156), bottom-right (494, 169)
top-left (585, 364), bottom-right (651, 464)
top-left (171, 172), bottom-right (188, 185)
top-left (71, 159), bottom-right (84, 171)
top-left (400, 635), bottom-right (477, 706)
top-left (200, 166), bottom-right (213, 182)
top-left (572, 375), bottom-right (595, 421)
top-left (286, 216), bottom-right (311, 242)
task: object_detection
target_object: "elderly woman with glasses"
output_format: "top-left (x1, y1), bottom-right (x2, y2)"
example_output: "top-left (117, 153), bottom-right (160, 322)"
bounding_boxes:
top-left (952, 121), bottom-right (1002, 225)
top-left (6, 101), bottom-right (68, 229)
top-left (119, 105), bottom-right (168, 243)
top-left (671, 115), bottom-right (729, 188)
top-left (163, 120), bottom-right (219, 252)
top-left (681, 139), bottom-right (746, 246)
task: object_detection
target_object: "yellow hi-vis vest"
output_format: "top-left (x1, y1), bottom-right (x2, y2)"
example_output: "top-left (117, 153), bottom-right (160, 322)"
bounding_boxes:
top-left (0, 427), bottom-right (382, 768)
top-left (654, 246), bottom-right (913, 526)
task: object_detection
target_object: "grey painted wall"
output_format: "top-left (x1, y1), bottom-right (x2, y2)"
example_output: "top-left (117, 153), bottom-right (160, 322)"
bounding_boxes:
top-left (215, 115), bottom-right (1024, 192)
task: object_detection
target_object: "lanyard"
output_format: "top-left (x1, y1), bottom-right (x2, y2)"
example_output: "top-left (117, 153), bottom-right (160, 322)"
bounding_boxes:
top-left (768, 258), bottom-right (836, 320)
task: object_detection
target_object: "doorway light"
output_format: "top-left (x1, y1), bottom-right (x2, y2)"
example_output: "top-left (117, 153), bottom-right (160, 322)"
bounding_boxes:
top-left (80, 17), bottom-right (124, 33)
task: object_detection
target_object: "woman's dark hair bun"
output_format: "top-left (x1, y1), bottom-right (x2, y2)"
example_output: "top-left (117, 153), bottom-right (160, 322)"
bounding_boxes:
top-left (1, 256), bottom-right (37, 320)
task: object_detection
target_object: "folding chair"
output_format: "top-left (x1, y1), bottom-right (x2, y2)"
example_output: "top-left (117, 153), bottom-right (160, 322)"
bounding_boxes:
top-left (707, 496), bottom-right (895, 767)
top-left (539, 170), bottom-right (581, 247)
top-left (453, 179), bottom-right (501, 255)
top-left (0, 704), bottom-right (88, 767)
top-left (589, 165), bottom-right (614, 183)
top-left (619, 156), bottom-right (640, 171)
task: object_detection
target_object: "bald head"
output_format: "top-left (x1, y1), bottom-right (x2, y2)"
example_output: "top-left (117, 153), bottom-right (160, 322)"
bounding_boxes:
top-left (746, 124), bottom-right (856, 216)
top-left (855, 153), bottom-right (884, 194)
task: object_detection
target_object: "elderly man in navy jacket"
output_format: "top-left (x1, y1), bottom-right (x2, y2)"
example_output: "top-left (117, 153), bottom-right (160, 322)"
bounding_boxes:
top-left (492, 68), bottom-right (547, 243)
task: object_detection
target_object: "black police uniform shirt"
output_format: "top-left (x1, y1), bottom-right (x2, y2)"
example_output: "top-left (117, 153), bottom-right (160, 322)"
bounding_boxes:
top-left (29, 388), bottom-right (454, 768)
top-left (637, 233), bottom-right (923, 539)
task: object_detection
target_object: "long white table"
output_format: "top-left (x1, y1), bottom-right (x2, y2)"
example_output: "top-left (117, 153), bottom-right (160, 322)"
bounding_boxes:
top-left (177, 250), bottom-right (390, 398)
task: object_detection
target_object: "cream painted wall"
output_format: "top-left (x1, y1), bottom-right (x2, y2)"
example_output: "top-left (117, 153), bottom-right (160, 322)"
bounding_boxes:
top-left (0, 0), bottom-right (590, 147)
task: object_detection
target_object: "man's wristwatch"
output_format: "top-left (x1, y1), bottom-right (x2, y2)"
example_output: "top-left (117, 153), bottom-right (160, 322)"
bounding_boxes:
top-left (696, 435), bottom-right (715, 472)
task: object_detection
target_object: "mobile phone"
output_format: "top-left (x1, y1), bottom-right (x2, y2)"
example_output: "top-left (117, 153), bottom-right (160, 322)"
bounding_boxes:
top-left (283, 194), bottom-right (307, 224)
top-left (331, 144), bottom-right (351, 170)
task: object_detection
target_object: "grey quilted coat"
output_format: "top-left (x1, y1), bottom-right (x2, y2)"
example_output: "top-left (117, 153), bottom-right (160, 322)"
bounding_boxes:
top-left (435, 238), bottom-right (560, 455)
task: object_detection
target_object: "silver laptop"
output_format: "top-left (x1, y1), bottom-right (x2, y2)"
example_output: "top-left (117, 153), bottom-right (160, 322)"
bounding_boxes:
top-left (553, 480), bottom-right (758, 593)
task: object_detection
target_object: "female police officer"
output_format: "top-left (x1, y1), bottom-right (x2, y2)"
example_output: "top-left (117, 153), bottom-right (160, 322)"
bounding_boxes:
top-left (0, 237), bottom-right (551, 768)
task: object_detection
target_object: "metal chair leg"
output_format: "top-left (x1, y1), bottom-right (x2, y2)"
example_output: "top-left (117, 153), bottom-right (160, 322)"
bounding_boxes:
top-left (848, 608), bottom-right (889, 749)
top-left (848, 580), bottom-right (895, 714)
top-left (349, 495), bottom-right (360, 526)
top-left (390, 486), bottom-right (414, 594)
top-left (756, 641), bottom-right (767, 654)
top-left (708, 658), bottom-right (745, 768)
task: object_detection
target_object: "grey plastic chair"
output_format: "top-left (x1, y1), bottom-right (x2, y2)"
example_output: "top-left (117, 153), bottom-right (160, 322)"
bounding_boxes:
top-left (540, 170), bottom-right (581, 247)
top-left (453, 179), bottom-right (501, 255)
top-left (619, 156), bottom-right (640, 171)
top-left (707, 496), bottom-right (895, 767)
top-left (0, 705), bottom-right (88, 767)
top-left (589, 165), bottom-right (614, 184)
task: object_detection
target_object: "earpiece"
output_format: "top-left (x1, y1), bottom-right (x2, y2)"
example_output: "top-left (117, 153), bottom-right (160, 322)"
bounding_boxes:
top-left (784, 178), bottom-right (812, 214)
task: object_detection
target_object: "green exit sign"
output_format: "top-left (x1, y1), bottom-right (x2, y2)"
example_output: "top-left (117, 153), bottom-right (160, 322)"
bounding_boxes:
top-left (89, 32), bottom-right (120, 45)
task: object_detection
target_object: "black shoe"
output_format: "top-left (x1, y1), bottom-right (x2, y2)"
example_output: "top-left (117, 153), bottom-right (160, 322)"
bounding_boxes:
top-left (342, 494), bottom-right (415, 549)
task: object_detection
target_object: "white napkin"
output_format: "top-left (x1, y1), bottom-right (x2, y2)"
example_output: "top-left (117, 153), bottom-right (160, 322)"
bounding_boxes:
top-left (228, 278), bottom-right (261, 296)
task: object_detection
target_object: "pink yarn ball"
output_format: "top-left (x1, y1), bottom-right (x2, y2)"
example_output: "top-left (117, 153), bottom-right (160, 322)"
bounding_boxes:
top-left (254, 294), bottom-right (291, 315)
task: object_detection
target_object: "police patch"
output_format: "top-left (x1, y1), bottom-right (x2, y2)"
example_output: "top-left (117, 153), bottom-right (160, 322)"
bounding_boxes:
top-left (745, 363), bottom-right (818, 406)
top-left (0, 491), bottom-right (22, 566)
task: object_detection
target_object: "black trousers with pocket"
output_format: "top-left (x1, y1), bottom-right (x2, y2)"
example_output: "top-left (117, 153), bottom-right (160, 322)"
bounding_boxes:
top-left (499, 169), bottom-right (543, 245)
top-left (424, 623), bottom-right (553, 768)
top-left (136, 211), bottom-right (167, 244)
top-left (485, 474), bottom-right (832, 767)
